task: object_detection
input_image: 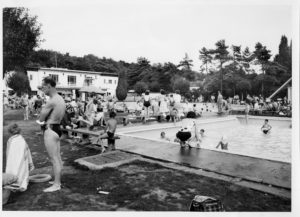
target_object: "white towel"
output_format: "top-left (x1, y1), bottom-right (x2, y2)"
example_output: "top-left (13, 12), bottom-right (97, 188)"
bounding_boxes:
top-left (5, 134), bottom-right (34, 192)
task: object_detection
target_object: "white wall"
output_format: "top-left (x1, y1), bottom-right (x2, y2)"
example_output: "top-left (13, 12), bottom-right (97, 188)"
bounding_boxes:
top-left (27, 68), bottom-right (118, 95)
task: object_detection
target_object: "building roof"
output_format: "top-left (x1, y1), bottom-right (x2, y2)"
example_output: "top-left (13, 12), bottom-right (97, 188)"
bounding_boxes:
top-left (27, 67), bottom-right (118, 77)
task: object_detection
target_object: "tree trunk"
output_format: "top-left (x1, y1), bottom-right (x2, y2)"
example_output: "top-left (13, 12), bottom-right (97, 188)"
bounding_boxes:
top-left (220, 63), bottom-right (223, 95)
top-left (261, 68), bottom-right (264, 97)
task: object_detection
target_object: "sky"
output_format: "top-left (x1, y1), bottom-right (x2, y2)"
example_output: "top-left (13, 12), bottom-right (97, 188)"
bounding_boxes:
top-left (26, 0), bottom-right (292, 71)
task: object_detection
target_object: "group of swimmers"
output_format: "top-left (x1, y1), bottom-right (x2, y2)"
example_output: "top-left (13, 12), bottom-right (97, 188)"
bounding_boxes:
top-left (160, 119), bottom-right (273, 151)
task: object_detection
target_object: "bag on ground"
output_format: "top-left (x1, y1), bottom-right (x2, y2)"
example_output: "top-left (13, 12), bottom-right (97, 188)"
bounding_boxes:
top-left (189, 195), bottom-right (225, 212)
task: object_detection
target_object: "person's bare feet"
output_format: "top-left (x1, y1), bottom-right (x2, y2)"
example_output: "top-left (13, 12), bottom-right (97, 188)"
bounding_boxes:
top-left (43, 184), bottom-right (61, 192)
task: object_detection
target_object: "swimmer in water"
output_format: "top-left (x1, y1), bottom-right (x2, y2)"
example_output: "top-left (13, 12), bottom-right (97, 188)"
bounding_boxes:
top-left (160, 131), bottom-right (171, 141)
top-left (216, 135), bottom-right (228, 150)
top-left (261, 119), bottom-right (272, 134)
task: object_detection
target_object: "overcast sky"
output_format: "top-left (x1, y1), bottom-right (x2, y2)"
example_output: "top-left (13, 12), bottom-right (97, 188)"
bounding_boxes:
top-left (27, 0), bottom-right (292, 71)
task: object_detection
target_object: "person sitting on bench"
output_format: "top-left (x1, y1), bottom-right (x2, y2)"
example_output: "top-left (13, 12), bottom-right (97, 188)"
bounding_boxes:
top-left (97, 111), bottom-right (117, 153)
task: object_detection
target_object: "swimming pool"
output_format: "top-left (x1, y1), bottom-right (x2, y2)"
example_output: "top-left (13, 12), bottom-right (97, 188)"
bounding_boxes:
top-left (121, 116), bottom-right (291, 163)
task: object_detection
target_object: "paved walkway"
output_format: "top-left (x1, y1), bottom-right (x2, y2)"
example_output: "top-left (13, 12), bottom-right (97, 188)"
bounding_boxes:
top-left (74, 115), bottom-right (290, 189)
top-left (115, 134), bottom-right (290, 189)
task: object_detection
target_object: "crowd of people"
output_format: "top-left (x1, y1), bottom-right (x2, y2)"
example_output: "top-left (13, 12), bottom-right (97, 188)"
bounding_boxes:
top-left (3, 74), bottom-right (283, 203)
top-left (123, 89), bottom-right (205, 125)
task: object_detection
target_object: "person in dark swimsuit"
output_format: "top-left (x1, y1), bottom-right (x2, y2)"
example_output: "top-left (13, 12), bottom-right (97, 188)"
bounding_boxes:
top-left (176, 125), bottom-right (193, 148)
top-left (142, 90), bottom-right (151, 123)
top-left (261, 119), bottom-right (272, 134)
top-left (39, 76), bottom-right (65, 193)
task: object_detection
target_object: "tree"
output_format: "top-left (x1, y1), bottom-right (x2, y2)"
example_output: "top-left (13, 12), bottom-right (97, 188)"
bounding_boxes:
top-left (134, 81), bottom-right (148, 95)
top-left (149, 81), bottom-right (160, 92)
top-left (211, 40), bottom-right (230, 94)
top-left (159, 62), bottom-right (180, 91)
top-left (240, 47), bottom-right (254, 74)
top-left (3, 8), bottom-right (43, 76)
top-left (253, 42), bottom-right (272, 96)
top-left (236, 79), bottom-right (251, 98)
top-left (199, 47), bottom-right (212, 74)
top-left (231, 45), bottom-right (242, 62)
top-left (274, 35), bottom-right (292, 72)
top-left (115, 65), bottom-right (128, 101)
top-left (178, 53), bottom-right (193, 71)
top-left (6, 71), bottom-right (31, 96)
top-left (127, 57), bottom-right (151, 88)
top-left (173, 78), bottom-right (190, 96)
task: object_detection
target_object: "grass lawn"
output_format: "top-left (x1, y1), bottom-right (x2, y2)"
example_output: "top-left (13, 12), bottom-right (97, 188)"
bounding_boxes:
top-left (2, 109), bottom-right (291, 211)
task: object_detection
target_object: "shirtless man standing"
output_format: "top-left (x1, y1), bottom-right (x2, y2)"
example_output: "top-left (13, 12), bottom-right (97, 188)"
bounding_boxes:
top-left (39, 77), bottom-right (66, 192)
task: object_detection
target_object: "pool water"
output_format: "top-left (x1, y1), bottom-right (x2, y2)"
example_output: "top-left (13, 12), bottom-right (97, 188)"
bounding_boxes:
top-left (125, 117), bottom-right (291, 163)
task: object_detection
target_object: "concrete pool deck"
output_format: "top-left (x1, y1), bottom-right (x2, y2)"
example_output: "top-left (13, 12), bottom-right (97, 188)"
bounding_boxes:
top-left (114, 116), bottom-right (291, 189)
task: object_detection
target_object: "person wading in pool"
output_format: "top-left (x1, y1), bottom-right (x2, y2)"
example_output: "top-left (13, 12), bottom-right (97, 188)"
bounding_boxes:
top-left (261, 119), bottom-right (272, 134)
top-left (175, 122), bottom-right (195, 148)
top-left (216, 135), bottom-right (228, 150)
top-left (39, 76), bottom-right (66, 192)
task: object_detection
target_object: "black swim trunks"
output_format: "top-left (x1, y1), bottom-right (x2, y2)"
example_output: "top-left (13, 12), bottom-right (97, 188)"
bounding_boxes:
top-left (107, 131), bottom-right (115, 145)
top-left (263, 129), bottom-right (269, 134)
top-left (176, 131), bottom-right (192, 142)
top-left (107, 131), bottom-right (115, 139)
top-left (144, 101), bottom-right (151, 107)
top-left (43, 124), bottom-right (62, 137)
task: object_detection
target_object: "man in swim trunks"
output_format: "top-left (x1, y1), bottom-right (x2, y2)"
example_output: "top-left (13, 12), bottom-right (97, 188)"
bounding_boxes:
top-left (39, 76), bottom-right (66, 192)
top-left (97, 111), bottom-right (117, 153)
top-left (261, 119), bottom-right (272, 134)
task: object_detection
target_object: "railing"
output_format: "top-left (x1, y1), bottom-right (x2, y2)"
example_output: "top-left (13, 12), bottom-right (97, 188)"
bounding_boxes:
top-left (68, 83), bottom-right (76, 86)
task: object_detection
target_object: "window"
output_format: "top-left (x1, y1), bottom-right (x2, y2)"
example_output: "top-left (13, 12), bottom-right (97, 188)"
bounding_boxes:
top-left (114, 80), bottom-right (117, 84)
top-left (68, 75), bottom-right (76, 86)
top-left (49, 74), bottom-right (59, 83)
top-left (109, 79), bottom-right (112, 84)
top-left (30, 74), bottom-right (33, 80)
top-left (104, 79), bottom-right (106, 84)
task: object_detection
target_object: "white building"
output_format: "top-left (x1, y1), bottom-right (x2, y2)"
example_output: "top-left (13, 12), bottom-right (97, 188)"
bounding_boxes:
top-left (27, 67), bottom-right (118, 97)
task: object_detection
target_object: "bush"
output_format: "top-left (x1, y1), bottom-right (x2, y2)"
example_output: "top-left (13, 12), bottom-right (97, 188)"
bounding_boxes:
top-left (116, 67), bottom-right (128, 101)
top-left (134, 81), bottom-right (148, 95)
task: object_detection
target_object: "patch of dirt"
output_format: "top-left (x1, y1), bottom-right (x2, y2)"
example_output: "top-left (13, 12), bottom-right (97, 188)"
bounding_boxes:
top-left (142, 188), bottom-right (169, 201)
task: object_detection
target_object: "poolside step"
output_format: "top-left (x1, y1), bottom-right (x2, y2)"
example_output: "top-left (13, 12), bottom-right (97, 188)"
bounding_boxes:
top-left (74, 151), bottom-right (140, 170)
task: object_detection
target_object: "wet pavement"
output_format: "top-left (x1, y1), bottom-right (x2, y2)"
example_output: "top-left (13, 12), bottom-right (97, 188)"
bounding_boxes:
top-left (114, 118), bottom-right (291, 189)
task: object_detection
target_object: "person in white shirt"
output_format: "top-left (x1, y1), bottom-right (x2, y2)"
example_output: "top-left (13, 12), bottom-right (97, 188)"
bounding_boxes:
top-left (136, 100), bottom-right (143, 115)
top-left (173, 90), bottom-right (181, 104)
top-left (182, 100), bottom-right (189, 115)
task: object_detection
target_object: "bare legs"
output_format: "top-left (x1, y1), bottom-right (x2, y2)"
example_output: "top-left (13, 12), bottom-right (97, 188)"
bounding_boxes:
top-left (43, 128), bottom-right (62, 192)
top-left (97, 131), bottom-right (108, 153)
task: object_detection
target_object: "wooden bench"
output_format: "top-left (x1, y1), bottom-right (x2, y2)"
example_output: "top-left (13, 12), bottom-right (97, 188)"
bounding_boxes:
top-left (61, 128), bottom-right (120, 150)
